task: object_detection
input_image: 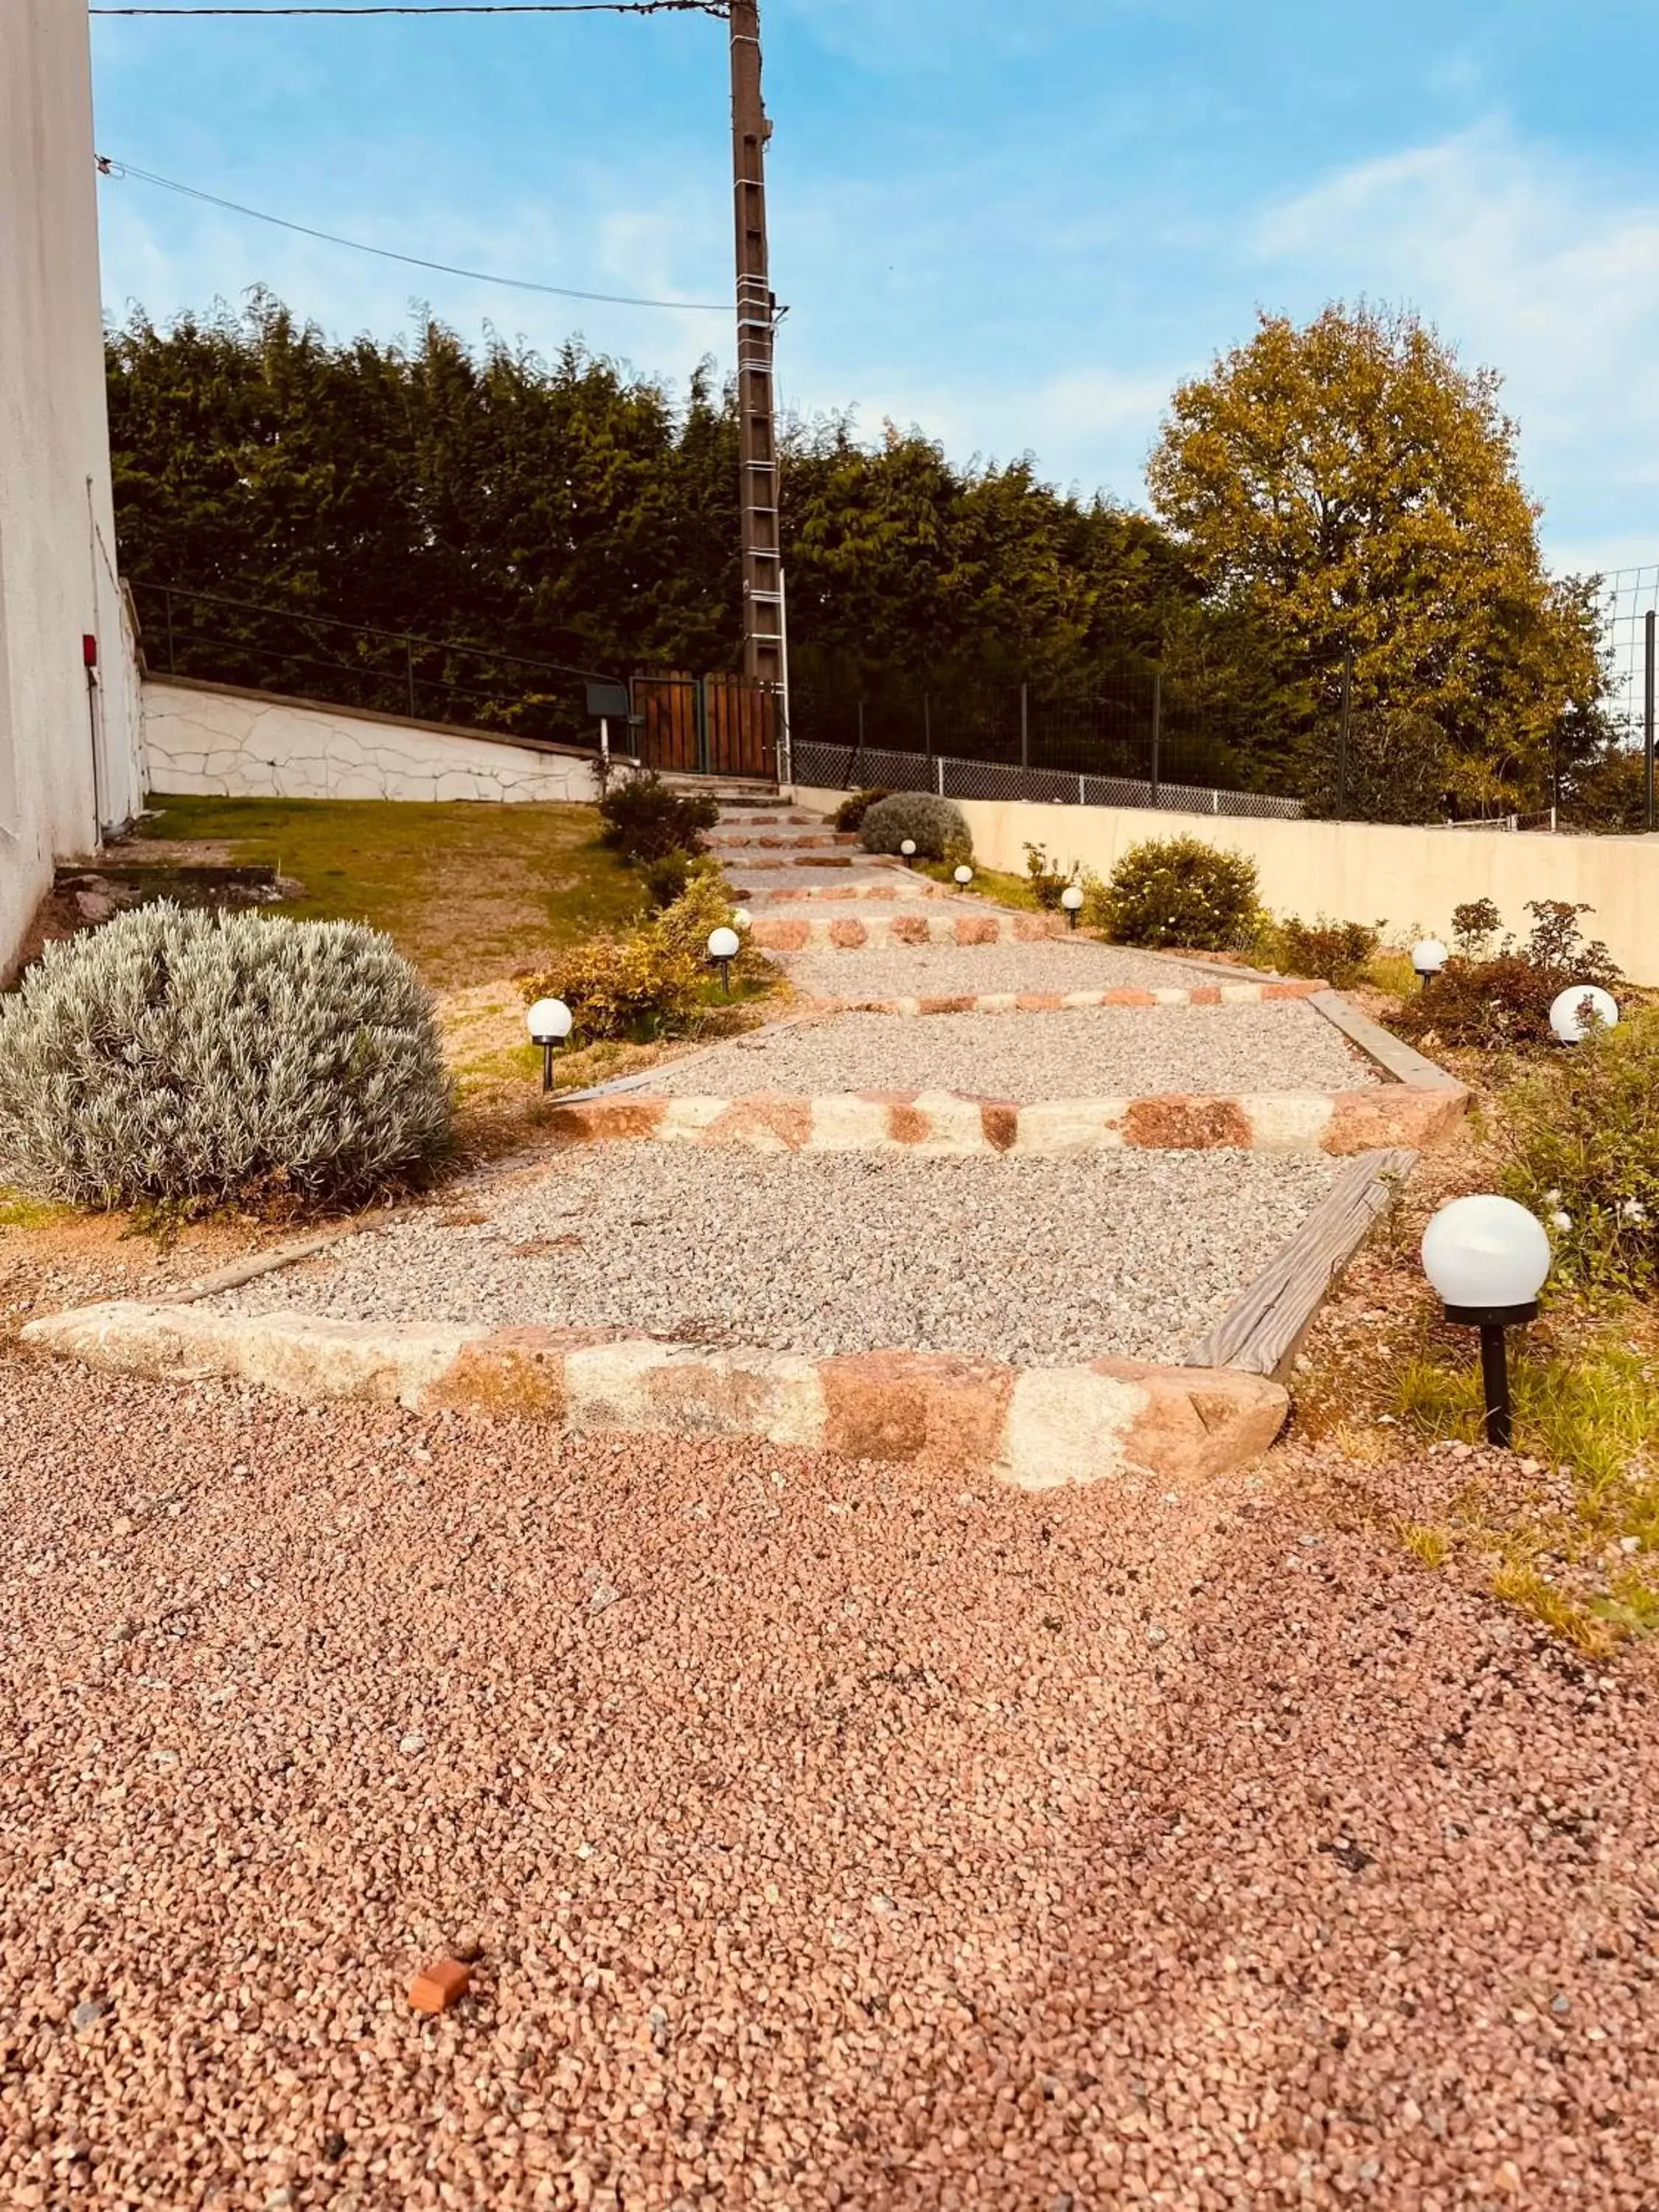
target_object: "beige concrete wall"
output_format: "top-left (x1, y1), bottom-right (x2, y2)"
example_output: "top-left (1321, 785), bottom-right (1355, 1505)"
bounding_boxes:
top-left (145, 678), bottom-right (600, 805)
top-left (0, 0), bottom-right (145, 975)
top-left (795, 786), bottom-right (1659, 984)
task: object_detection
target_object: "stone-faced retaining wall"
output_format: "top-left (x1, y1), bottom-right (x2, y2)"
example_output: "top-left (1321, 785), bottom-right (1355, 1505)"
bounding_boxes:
top-left (143, 675), bottom-right (599, 805)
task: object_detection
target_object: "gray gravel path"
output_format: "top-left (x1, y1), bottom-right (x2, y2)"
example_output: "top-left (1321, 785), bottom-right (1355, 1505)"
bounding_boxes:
top-left (776, 936), bottom-right (1231, 995)
top-left (218, 1148), bottom-right (1339, 1365)
top-left (653, 1004), bottom-right (1375, 1098)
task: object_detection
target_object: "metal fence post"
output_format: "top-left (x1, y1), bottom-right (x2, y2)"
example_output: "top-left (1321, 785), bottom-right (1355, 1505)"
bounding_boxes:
top-left (1646, 610), bottom-right (1655, 832)
top-left (1151, 666), bottom-right (1162, 805)
top-left (1078, 773), bottom-right (1085, 807)
top-left (406, 638), bottom-right (417, 719)
top-left (1020, 681), bottom-right (1029, 771)
top-left (924, 692), bottom-right (932, 759)
top-left (164, 588), bottom-right (175, 673)
top-left (936, 756), bottom-right (945, 797)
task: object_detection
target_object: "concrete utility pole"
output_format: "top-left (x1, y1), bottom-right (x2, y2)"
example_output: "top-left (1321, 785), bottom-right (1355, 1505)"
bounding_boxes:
top-left (728, 0), bottom-right (782, 689)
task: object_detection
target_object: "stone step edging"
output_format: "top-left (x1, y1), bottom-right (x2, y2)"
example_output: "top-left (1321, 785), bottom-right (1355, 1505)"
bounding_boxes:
top-left (807, 981), bottom-right (1327, 1012)
top-left (545, 1085), bottom-right (1469, 1155)
top-left (752, 911), bottom-right (1067, 950)
top-left (19, 1299), bottom-right (1287, 1492)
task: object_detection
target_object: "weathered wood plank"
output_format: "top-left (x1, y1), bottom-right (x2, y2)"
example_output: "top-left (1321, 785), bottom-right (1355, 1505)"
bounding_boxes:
top-left (1307, 989), bottom-right (1464, 1092)
top-left (1186, 1146), bottom-right (1416, 1378)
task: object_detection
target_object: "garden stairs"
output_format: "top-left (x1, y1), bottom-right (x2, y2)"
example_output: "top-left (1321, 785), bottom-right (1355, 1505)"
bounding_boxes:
top-left (20, 796), bottom-right (1469, 1497)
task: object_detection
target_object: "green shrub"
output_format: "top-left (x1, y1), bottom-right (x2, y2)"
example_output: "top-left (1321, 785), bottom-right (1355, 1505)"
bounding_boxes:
top-left (597, 769), bottom-right (720, 864)
top-left (522, 874), bottom-right (774, 1046)
top-left (641, 849), bottom-right (694, 910)
top-left (1502, 1009), bottom-right (1659, 1295)
top-left (1088, 836), bottom-right (1259, 951)
top-left (1023, 842), bottom-right (1072, 911)
top-left (1393, 900), bottom-right (1623, 1052)
top-left (0, 904), bottom-right (451, 1212)
top-left (834, 787), bottom-right (891, 832)
top-left (1277, 915), bottom-right (1380, 988)
top-left (860, 790), bottom-right (971, 863)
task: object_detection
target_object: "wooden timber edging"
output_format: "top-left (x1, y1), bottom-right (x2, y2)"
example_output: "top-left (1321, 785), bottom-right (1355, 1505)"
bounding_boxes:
top-left (1184, 1146), bottom-right (1416, 1378)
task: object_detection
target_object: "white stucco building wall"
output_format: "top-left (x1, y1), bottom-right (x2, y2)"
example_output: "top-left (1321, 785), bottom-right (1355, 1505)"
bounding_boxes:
top-left (143, 677), bottom-right (602, 804)
top-left (0, 0), bottom-right (145, 976)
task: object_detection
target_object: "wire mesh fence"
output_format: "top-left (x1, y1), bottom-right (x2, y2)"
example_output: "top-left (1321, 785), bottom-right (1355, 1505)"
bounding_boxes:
top-left (790, 740), bottom-right (1303, 821)
top-left (787, 663), bottom-right (1303, 821)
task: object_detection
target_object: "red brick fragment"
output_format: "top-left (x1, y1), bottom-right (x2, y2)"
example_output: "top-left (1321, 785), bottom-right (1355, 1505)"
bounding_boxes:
top-left (409, 1958), bottom-right (472, 2015)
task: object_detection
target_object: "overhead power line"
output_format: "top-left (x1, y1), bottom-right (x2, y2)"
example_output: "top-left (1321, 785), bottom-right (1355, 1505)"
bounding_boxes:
top-left (91, 4), bottom-right (727, 16)
top-left (96, 157), bottom-right (729, 311)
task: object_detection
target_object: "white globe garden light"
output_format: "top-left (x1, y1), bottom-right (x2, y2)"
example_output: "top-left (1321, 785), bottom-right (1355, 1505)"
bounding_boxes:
top-left (900, 838), bottom-right (918, 868)
top-left (1549, 984), bottom-right (1618, 1046)
top-left (1411, 938), bottom-right (1448, 986)
top-left (953, 863), bottom-right (974, 888)
top-left (526, 996), bottom-right (574, 1092)
top-left (707, 924), bottom-right (742, 995)
top-left (732, 907), bottom-right (752, 931)
top-left (1421, 1194), bottom-right (1554, 1448)
top-left (1060, 884), bottom-right (1085, 931)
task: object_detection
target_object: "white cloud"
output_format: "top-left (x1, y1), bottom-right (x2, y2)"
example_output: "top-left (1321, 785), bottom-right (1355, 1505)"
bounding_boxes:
top-left (1251, 125), bottom-right (1659, 570)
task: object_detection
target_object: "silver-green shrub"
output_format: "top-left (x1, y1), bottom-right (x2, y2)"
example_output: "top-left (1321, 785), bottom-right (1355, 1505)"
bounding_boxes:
top-left (0, 905), bottom-right (452, 1211)
top-left (859, 790), bottom-right (972, 861)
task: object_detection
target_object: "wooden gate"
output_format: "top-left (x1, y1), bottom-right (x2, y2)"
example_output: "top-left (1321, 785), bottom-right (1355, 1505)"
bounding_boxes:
top-left (634, 672), bottom-right (777, 780)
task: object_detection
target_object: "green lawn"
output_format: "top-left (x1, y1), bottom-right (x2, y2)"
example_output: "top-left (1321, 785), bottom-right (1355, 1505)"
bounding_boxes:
top-left (135, 795), bottom-right (642, 988)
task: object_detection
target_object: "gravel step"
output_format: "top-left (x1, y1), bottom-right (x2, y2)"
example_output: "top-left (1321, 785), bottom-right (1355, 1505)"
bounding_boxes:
top-left (651, 1006), bottom-right (1377, 1099)
top-left (739, 874), bottom-right (953, 903)
top-left (775, 939), bottom-right (1231, 996)
top-left (215, 1147), bottom-right (1340, 1368)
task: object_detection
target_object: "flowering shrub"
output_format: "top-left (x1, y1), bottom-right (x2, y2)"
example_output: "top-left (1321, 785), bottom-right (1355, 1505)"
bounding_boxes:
top-left (0, 904), bottom-right (451, 1211)
top-left (1502, 1009), bottom-right (1659, 1295)
top-left (521, 874), bottom-right (774, 1045)
top-left (1392, 901), bottom-right (1622, 1053)
top-left (1088, 836), bottom-right (1259, 951)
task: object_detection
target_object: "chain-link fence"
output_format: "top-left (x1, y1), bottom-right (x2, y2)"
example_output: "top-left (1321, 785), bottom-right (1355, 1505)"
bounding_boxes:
top-left (787, 660), bottom-right (1302, 821)
top-left (791, 740), bottom-right (1303, 821)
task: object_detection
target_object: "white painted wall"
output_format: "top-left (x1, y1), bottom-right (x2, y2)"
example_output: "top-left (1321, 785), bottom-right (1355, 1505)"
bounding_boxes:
top-left (0, 1), bottom-right (145, 975)
top-left (144, 677), bottom-right (601, 804)
top-left (796, 785), bottom-right (1659, 984)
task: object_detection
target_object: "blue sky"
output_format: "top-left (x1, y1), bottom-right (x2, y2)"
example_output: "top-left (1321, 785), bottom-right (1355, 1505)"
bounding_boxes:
top-left (91, 0), bottom-right (1659, 585)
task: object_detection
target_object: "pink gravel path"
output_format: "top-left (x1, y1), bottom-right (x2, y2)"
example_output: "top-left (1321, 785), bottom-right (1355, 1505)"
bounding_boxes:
top-left (1, 1350), bottom-right (1656, 2209)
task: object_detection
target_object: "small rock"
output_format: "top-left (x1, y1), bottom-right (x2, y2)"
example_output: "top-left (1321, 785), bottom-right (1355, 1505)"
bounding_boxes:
top-left (1621, 1537), bottom-right (1642, 1555)
top-left (1146, 1625), bottom-right (1169, 1646)
top-left (451, 1931), bottom-right (484, 1964)
top-left (588, 1582), bottom-right (621, 1615)
top-left (398, 1731), bottom-right (427, 1756)
top-left (322, 2132), bottom-right (347, 2163)
top-left (74, 887), bottom-right (117, 922)
top-left (71, 2000), bottom-right (105, 2031)
top-left (1550, 1992), bottom-right (1571, 2017)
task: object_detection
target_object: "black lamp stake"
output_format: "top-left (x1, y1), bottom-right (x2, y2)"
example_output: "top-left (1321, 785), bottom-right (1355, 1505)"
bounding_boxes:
top-left (1442, 1298), bottom-right (1537, 1449)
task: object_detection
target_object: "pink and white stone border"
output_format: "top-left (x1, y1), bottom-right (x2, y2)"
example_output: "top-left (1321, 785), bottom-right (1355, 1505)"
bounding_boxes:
top-left (543, 1084), bottom-right (1467, 1155)
top-left (19, 1299), bottom-right (1289, 1492)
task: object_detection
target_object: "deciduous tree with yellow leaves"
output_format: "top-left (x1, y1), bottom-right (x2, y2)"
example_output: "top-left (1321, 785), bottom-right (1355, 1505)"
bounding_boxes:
top-left (1147, 304), bottom-right (1607, 819)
